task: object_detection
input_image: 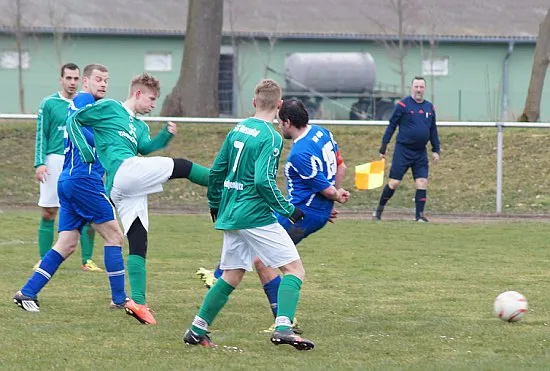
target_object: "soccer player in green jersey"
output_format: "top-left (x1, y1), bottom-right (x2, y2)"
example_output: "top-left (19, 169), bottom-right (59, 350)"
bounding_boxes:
top-left (67, 73), bottom-right (210, 325)
top-left (33, 63), bottom-right (101, 273)
top-left (183, 79), bottom-right (314, 351)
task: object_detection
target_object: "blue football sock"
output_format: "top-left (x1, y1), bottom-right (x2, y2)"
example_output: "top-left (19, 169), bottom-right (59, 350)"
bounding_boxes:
top-left (21, 249), bottom-right (64, 298)
top-left (263, 275), bottom-right (282, 318)
top-left (214, 262), bottom-right (224, 279)
top-left (104, 245), bottom-right (127, 304)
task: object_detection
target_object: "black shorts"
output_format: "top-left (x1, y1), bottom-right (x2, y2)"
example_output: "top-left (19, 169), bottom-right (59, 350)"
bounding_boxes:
top-left (389, 143), bottom-right (429, 181)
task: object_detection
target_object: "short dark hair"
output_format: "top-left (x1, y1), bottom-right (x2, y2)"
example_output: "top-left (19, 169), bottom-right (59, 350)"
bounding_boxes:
top-left (83, 63), bottom-right (108, 77)
top-left (278, 99), bottom-right (309, 129)
top-left (411, 76), bottom-right (426, 84)
top-left (60, 63), bottom-right (79, 77)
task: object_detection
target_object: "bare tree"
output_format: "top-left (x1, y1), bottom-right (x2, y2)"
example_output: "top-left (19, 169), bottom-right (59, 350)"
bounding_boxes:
top-left (249, 32), bottom-right (280, 78)
top-left (419, 24), bottom-right (439, 104)
top-left (366, 0), bottom-right (419, 96)
top-left (161, 0), bottom-right (223, 117)
top-left (46, 0), bottom-right (70, 65)
top-left (519, 8), bottom-right (550, 122)
top-left (224, 2), bottom-right (282, 115)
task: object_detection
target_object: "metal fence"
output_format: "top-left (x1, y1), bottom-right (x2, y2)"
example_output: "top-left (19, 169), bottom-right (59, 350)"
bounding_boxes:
top-left (2, 113), bottom-right (549, 213)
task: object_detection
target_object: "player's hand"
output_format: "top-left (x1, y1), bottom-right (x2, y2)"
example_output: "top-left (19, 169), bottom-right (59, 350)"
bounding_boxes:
top-left (336, 188), bottom-right (350, 204)
top-left (210, 208), bottom-right (218, 223)
top-left (432, 152), bottom-right (440, 164)
top-left (35, 165), bottom-right (48, 183)
top-left (289, 207), bottom-right (305, 224)
top-left (328, 208), bottom-right (339, 223)
top-left (167, 121), bottom-right (177, 135)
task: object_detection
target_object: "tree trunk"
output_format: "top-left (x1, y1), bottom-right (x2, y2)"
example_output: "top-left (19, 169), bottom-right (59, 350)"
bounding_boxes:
top-left (161, 0), bottom-right (223, 117)
top-left (519, 8), bottom-right (550, 122)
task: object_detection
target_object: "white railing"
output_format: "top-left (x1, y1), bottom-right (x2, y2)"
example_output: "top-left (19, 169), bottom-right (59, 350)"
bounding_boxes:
top-left (2, 113), bottom-right (550, 213)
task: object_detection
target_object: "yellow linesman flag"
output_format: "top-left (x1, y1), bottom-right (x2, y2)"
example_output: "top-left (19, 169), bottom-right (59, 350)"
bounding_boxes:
top-left (355, 159), bottom-right (385, 190)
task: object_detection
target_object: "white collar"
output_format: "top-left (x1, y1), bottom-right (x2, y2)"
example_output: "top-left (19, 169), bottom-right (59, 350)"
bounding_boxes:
top-left (121, 102), bottom-right (136, 117)
top-left (58, 92), bottom-right (73, 103)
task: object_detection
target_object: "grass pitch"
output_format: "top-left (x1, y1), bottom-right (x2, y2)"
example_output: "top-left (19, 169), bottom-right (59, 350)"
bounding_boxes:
top-left (2, 211), bottom-right (550, 370)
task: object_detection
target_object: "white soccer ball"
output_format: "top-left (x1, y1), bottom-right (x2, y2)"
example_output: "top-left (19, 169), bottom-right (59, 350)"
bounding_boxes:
top-left (493, 291), bottom-right (528, 322)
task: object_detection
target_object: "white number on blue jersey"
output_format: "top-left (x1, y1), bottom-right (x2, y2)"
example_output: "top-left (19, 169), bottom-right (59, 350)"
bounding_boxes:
top-left (321, 141), bottom-right (337, 180)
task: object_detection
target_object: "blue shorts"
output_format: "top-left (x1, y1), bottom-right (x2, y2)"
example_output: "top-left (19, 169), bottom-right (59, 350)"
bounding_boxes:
top-left (389, 143), bottom-right (429, 181)
top-left (57, 177), bottom-right (116, 232)
top-left (277, 209), bottom-right (329, 245)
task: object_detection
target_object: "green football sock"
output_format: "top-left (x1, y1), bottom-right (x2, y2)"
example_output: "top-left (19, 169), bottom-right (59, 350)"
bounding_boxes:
top-left (188, 163), bottom-right (210, 186)
top-left (80, 224), bottom-right (95, 264)
top-left (38, 218), bottom-right (54, 259)
top-left (127, 255), bottom-right (147, 304)
top-left (191, 278), bottom-right (235, 335)
top-left (275, 274), bottom-right (302, 331)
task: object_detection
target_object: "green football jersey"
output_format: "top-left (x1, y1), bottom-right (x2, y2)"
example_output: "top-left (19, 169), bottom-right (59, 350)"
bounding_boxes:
top-left (67, 99), bottom-right (173, 194)
top-left (208, 117), bottom-right (295, 230)
top-left (34, 92), bottom-right (72, 167)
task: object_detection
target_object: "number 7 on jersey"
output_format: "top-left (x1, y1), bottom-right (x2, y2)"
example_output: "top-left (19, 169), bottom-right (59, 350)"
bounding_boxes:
top-left (232, 140), bottom-right (244, 172)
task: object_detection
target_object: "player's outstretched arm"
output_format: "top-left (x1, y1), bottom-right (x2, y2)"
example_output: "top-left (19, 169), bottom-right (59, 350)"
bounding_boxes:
top-left (137, 122), bottom-right (174, 155)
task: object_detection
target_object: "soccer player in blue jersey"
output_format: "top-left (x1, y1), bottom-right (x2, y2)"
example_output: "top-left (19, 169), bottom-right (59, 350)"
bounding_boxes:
top-left (373, 76), bottom-right (440, 222)
top-left (13, 64), bottom-right (129, 314)
top-left (197, 98), bottom-right (350, 332)
top-left (32, 63), bottom-right (101, 272)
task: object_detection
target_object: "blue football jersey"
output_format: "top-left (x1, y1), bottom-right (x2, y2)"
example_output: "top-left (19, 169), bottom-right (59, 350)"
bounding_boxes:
top-left (284, 124), bottom-right (339, 216)
top-left (60, 92), bottom-right (105, 181)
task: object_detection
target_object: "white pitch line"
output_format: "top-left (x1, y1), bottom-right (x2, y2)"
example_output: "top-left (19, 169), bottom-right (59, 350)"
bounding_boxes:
top-left (0, 240), bottom-right (36, 246)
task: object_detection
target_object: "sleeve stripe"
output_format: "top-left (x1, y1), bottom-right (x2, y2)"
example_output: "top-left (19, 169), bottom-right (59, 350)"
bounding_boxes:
top-left (35, 107), bottom-right (44, 165)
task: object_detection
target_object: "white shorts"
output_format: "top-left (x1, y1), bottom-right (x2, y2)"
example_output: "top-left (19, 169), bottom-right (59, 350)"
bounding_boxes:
top-left (220, 223), bottom-right (301, 271)
top-left (38, 154), bottom-right (64, 207)
top-left (110, 156), bottom-right (174, 234)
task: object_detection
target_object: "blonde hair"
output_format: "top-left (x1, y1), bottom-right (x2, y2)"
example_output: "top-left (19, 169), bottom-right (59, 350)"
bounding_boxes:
top-left (254, 79), bottom-right (281, 111)
top-left (129, 73), bottom-right (161, 97)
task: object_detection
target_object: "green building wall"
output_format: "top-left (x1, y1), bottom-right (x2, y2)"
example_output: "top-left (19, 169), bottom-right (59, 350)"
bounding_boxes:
top-left (0, 34), bottom-right (548, 121)
top-left (237, 39), bottom-right (550, 121)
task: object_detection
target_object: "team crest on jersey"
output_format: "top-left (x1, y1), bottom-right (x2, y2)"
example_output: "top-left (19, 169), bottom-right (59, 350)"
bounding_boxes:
top-left (273, 148), bottom-right (280, 157)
